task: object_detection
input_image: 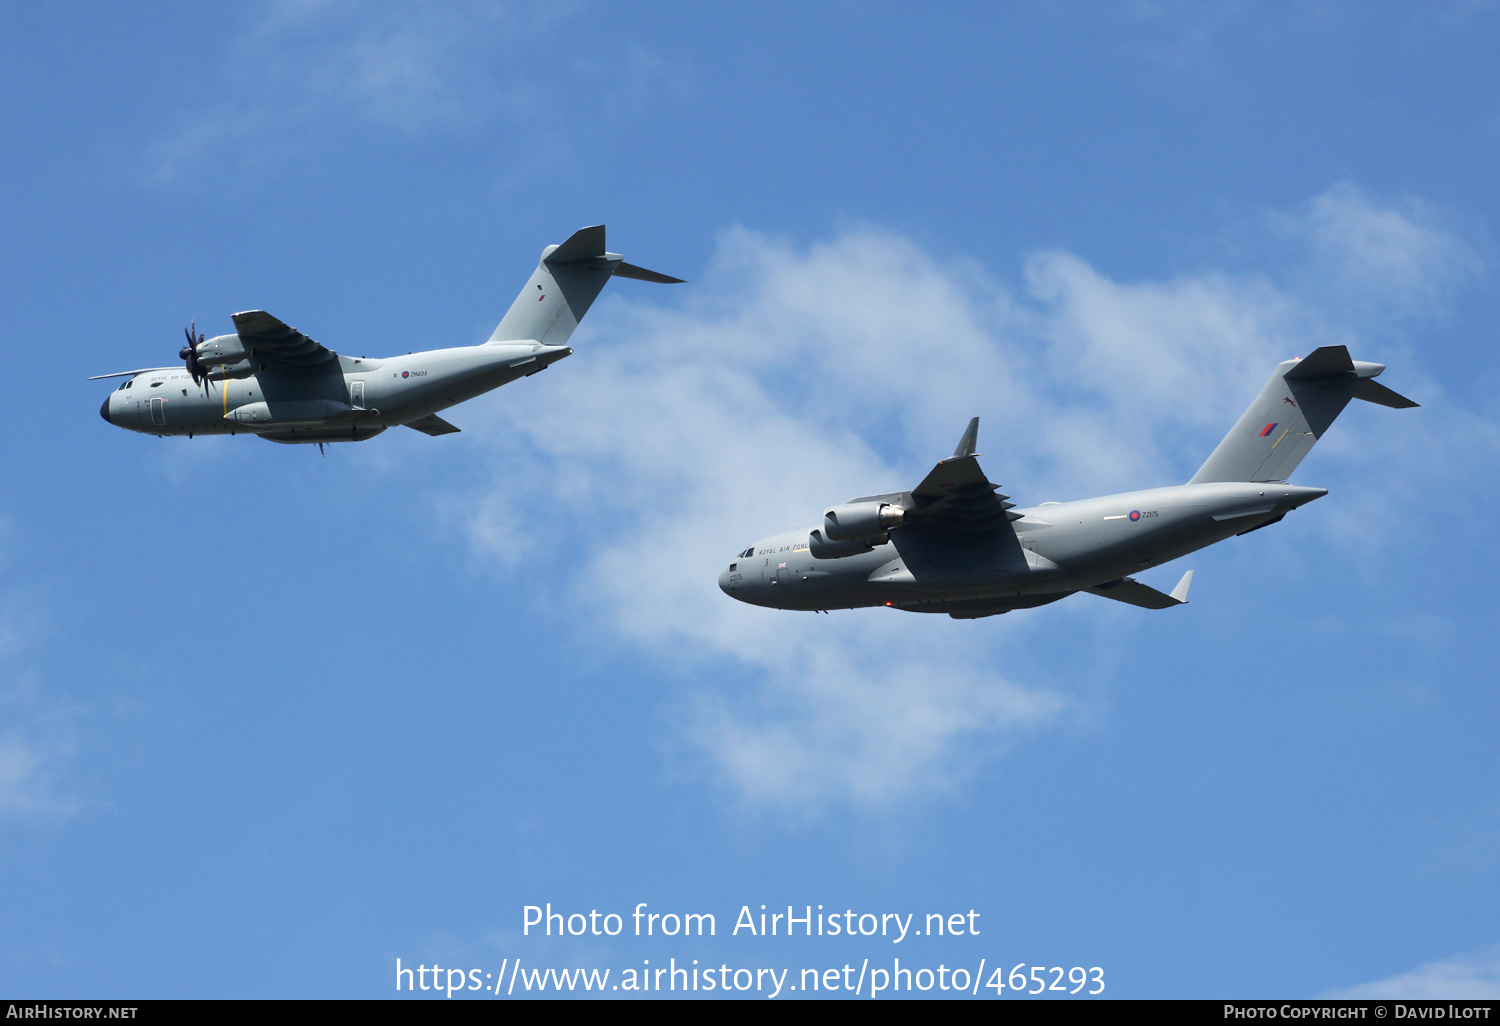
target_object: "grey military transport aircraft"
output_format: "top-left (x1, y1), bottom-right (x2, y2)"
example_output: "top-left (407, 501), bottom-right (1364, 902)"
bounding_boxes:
top-left (93, 226), bottom-right (679, 447)
top-left (720, 346), bottom-right (1417, 618)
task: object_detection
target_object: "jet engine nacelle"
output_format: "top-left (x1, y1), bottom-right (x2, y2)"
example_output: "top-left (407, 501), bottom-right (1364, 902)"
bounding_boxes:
top-left (822, 501), bottom-right (905, 541)
top-left (808, 529), bottom-right (875, 559)
top-left (197, 334), bottom-right (249, 366)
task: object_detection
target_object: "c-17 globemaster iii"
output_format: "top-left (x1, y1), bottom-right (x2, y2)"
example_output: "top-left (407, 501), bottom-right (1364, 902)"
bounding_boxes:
top-left (93, 226), bottom-right (679, 446)
top-left (720, 345), bottom-right (1417, 618)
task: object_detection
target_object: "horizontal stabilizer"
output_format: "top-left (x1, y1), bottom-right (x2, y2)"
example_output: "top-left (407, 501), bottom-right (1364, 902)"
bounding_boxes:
top-left (405, 414), bottom-right (461, 436)
top-left (544, 225), bottom-right (607, 265)
top-left (613, 261), bottom-right (685, 284)
top-left (1089, 570), bottom-right (1193, 609)
top-left (1354, 378), bottom-right (1419, 409)
top-left (1283, 345), bottom-right (1356, 380)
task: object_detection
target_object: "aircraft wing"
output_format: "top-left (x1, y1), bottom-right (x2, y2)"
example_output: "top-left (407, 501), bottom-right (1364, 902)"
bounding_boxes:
top-left (1088, 571), bottom-right (1194, 609)
top-left (231, 310), bottom-right (338, 369)
top-left (902, 418), bottom-right (1020, 534)
top-left (405, 414), bottom-right (460, 436)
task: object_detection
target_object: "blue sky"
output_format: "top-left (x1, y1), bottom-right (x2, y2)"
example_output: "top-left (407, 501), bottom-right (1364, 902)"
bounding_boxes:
top-left (3, 1), bottom-right (1500, 999)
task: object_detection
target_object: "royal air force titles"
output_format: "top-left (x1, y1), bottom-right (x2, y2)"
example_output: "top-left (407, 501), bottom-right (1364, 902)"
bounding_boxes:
top-left (523, 904), bottom-right (980, 943)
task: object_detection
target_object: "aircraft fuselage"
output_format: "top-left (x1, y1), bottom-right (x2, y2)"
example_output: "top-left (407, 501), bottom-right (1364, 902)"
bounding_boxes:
top-left (719, 481), bottom-right (1326, 616)
top-left (99, 341), bottom-right (569, 444)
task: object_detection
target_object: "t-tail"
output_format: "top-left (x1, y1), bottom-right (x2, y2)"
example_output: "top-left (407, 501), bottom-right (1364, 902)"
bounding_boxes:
top-left (487, 225), bottom-right (682, 346)
top-left (1190, 345), bottom-right (1418, 484)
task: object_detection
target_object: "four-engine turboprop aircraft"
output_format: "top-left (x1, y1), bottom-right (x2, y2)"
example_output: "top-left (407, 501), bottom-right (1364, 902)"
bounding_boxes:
top-left (719, 345), bottom-right (1418, 618)
top-left (93, 226), bottom-right (680, 445)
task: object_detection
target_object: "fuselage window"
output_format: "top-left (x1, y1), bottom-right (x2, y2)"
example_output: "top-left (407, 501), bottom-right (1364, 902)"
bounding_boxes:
top-left (729, 563), bottom-right (737, 572)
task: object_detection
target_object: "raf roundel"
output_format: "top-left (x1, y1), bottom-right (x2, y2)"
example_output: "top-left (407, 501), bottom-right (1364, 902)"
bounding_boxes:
top-left (1129, 510), bottom-right (1142, 521)
top-left (402, 371), bottom-right (410, 378)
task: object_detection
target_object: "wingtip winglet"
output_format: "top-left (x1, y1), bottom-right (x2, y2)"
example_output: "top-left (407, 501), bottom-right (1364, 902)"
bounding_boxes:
top-left (1170, 569), bottom-right (1194, 604)
top-left (952, 417), bottom-right (980, 459)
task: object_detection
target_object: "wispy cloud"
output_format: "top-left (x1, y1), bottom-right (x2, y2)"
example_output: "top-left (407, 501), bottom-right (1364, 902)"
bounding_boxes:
top-left (1326, 944), bottom-right (1500, 999)
top-left (0, 601), bottom-right (78, 822)
top-left (0, 729), bottom-right (75, 821)
top-left (151, 1), bottom-right (527, 180)
top-left (443, 186), bottom-right (1488, 809)
top-left (147, 0), bottom-right (673, 184)
top-left (1273, 182), bottom-right (1485, 324)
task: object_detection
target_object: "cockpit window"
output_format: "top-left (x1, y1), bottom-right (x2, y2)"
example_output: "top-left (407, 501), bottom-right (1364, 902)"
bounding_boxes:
top-left (739, 547), bottom-right (755, 558)
top-left (117, 381), bottom-right (127, 390)
top-left (125, 380), bottom-right (133, 389)
top-left (729, 563), bottom-right (737, 571)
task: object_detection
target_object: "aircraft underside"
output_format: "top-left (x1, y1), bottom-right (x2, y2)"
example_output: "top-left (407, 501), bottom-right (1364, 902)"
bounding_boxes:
top-left (894, 593), bottom-right (1071, 618)
top-left (258, 424), bottom-right (389, 444)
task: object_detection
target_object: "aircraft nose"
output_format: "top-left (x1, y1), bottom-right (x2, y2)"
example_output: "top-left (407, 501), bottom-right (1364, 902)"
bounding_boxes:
top-left (719, 564), bottom-right (754, 604)
top-left (99, 397), bottom-right (112, 425)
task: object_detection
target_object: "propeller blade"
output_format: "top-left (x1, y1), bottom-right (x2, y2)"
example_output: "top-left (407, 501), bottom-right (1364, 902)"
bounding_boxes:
top-left (181, 319), bottom-right (208, 386)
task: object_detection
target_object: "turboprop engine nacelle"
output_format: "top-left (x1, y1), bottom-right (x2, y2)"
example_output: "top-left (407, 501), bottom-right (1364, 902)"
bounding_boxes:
top-left (197, 334), bottom-right (250, 366)
top-left (822, 501), bottom-right (905, 541)
top-left (206, 360), bottom-right (254, 381)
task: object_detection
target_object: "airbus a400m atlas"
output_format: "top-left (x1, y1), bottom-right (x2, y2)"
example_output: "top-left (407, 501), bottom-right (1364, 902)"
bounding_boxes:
top-left (93, 226), bottom-right (679, 446)
top-left (720, 346), bottom-right (1417, 619)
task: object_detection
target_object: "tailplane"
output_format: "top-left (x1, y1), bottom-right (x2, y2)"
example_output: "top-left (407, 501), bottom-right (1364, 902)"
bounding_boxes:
top-left (1190, 345), bottom-right (1417, 484)
top-left (488, 225), bottom-right (682, 346)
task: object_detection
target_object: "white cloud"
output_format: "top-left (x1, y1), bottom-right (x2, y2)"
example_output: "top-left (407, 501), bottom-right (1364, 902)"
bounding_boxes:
top-left (1326, 944), bottom-right (1500, 999)
top-left (0, 729), bottom-right (75, 821)
top-left (445, 188), bottom-right (1488, 808)
top-left (0, 603), bottom-right (78, 822)
top-left (0, 514), bottom-right (87, 824)
top-left (148, 1), bottom-right (590, 182)
top-left (1273, 182), bottom-right (1484, 325)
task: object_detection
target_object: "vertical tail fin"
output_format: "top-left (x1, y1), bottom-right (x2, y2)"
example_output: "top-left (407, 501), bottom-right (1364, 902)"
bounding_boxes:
top-left (487, 225), bottom-right (682, 346)
top-left (1189, 345), bottom-right (1418, 484)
